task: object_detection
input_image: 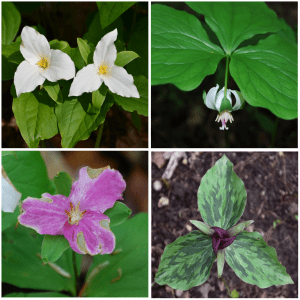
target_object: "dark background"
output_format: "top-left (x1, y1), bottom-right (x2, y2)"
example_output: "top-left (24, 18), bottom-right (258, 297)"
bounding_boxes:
top-left (2, 2), bottom-right (148, 148)
top-left (152, 152), bottom-right (298, 297)
top-left (151, 2), bottom-right (298, 148)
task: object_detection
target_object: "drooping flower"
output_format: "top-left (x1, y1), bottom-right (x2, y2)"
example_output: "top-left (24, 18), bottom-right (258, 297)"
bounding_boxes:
top-left (2, 169), bottom-right (21, 213)
top-left (203, 84), bottom-right (245, 130)
top-left (14, 26), bottom-right (75, 97)
top-left (69, 29), bottom-right (139, 98)
top-left (18, 166), bottom-right (126, 255)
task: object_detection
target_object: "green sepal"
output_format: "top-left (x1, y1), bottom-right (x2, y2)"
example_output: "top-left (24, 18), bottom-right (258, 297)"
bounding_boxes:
top-left (190, 220), bottom-right (214, 236)
top-left (219, 96), bottom-right (232, 112)
top-left (227, 220), bottom-right (254, 237)
top-left (217, 249), bottom-right (225, 277)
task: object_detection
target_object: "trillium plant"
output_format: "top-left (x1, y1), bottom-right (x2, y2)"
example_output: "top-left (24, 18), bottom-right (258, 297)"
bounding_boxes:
top-left (152, 2), bottom-right (297, 129)
top-left (155, 155), bottom-right (293, 293)
top-left (2, 151), bottom-right (148, 297)
top-left (3, 3), bottom-right (148, 148)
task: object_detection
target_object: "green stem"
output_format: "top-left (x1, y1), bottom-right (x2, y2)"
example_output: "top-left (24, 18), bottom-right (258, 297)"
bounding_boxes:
top-left (72, 250), bottom-right (78, 296)
top-left (224, 55), bottom-right (230, 98)
top-left (220, 276), bottom-right (231, 297)
top-left (95, 123), bottom-right (104, 148)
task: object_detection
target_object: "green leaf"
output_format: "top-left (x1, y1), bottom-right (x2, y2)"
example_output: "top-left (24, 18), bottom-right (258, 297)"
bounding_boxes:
top-left (197, 155), bottom-right (247, 229)
top-left (53, 172), bottom-right (72, 197)
top-left (92, 85), bottom-right (108, 110)
top-left (97, 2), bottom-right (135, 29)
top-left (4, 292), bottom-right (67, 297)
top-left (131, 111), bottom-right (141, 131)
top-left (56, 84), bottom-right (114, 148)
top-left (187, 2), bottom-right (283, 54)
top-left (41, 235), bottom-right (70, 263)
top-left (2, 151), bottom-right (53, 199)
top-left (2, 2), bottom-right (21, 45)
top-left (2, 225), bottom-right (79, 295)
top-left (225, 231), bottom-right (294, 288)
top-left (126, 17), bottom-right (148, 78)
top-left (115, 51), bottom-right (139, 67)
top-left (43, 81), bottom-right (63, 104)
top-left (83, 213), bottom-right (148, 297)
top-left (230, 34), bottom-right (297, 120)
top-left (2, 41), bottom-right (23, 80)
top-left (104, 201), bottom-right (132, 227)
top-left (12, 89), bottom-right (58, 148)
top-left (77, 38), bottom-right (93, 65)
top-left (113, 75), bottom-right (148, 116)
top-left (151, 4), bottom-right (224, 91)
top-left (217, 249), bottom-right (225, 277)
top-left (230, 290), bottom-right (239, 298)
top-left (155, 231), bottom-right (215, 290)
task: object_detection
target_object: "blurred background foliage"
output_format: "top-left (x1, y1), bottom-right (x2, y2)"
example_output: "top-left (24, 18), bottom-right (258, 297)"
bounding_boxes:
top-left (2, 2), bottom-right (148, 148)
top-left (151, 2), bottom-right (297, 148)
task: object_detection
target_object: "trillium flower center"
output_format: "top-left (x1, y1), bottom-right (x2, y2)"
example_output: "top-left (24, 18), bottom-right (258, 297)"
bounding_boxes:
top-left (98, 65), bottom-right (107, 75)
top-left (215, 111), bottom-right (234, 130)
top-left (65, 202), bottom-right (86, 226)
top-left (36, 57), bottom-right (49, 69)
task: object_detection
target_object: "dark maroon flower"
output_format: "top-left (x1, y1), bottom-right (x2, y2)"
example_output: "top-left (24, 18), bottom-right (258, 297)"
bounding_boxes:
top-left (211, 227), bottom-right (236, 255)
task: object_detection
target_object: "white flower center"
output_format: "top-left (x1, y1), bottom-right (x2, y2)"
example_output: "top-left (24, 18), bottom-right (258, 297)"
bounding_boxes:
top-left (65, 202), bottom-right (86, 226)
top-left (36, 57), bottom-right (49, 69)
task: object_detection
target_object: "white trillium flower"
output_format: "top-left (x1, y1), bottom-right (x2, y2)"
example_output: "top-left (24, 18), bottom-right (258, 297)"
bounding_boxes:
top-left (69, 29), bottom-right (139, 98)
top-left (203, 84), bottom-right (245, 130)
top-left (14, 26), bottom-right (75, 97)
top-left (2, 171), bottom-right (21, 213)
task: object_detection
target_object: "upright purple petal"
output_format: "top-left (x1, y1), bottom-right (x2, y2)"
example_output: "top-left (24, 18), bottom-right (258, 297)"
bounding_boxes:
top-left (211, 227), bottom-right (236, 255)
top-left (18, 193), bottom-right (69, 235)
top-left (63, 211), bottom-right (115, 255)
top-left (69, 167), bottom-right (126, 213)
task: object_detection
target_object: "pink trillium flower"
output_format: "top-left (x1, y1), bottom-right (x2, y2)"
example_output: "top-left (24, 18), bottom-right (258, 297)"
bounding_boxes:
top-left (18, 166), bottom-right (126, 256)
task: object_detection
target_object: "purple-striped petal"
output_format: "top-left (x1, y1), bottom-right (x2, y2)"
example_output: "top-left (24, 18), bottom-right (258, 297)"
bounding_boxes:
top-left (63, 210), bottom-right (115, 255)
top-left (18, 193), bottom-right (69, 235)
top-left (69, 167), bottom-right (126, 213)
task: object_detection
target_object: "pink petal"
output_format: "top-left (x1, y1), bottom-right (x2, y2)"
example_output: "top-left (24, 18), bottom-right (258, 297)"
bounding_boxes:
top-left (69, 167), bottom-right (126, 213)
top-left (63, 211), bottom-right (115, 255)
top-left (18, 193), bottom-right (69, 235)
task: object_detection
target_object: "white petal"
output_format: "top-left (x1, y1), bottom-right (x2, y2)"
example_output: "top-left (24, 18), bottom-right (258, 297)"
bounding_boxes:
top-left (69, 64), bottom-right (102, 97)
top-left (2, 174), bottom-right (21, 213)
top-left (44, 49), bottom-right (76, 82)
top-left (20, 26), bottom-right (51, 63)
top-left (93, 29), bottom-right (117, 67)
top-left (205, 84), bottom-right (219, 110)
top-left (14, 61), bottom-right (45, 97)
top-left (231, 90), bottom-right (245, 111)
top-left (103, 65), bottom-right (139, 98)
top-left (215, 86), bottom-right (225, 111)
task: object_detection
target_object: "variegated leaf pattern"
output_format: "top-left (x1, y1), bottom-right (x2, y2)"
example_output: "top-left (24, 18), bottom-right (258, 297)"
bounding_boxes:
top-left (155, 231), bottom-right (215, 290)
top-left (198, 155), bottom-right (247, 229)
top-left (225, 231), bottom-right (294, 288)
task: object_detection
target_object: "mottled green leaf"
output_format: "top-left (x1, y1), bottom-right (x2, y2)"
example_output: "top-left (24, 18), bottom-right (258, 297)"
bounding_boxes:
top-left (230, 34), bottom-right (297, 120)
top-left (113, 75), bottom-right (148, 116)
top-left (198, 155), bottom-right (247, 229)
top-left (53, 171), bottom-right (72, 197)
top-left (155, 231), bottom-right (215, 290)
top-left (104, 201), bottom-right (132, 227)
top-left (41, 235), bottom-right (70, 263)
top-left (225, 231), bottom-right (294, 288)
top-left (12, 89), bottom-right (58, 148)
top-left (2, 2), bottom-right (21, 45)
top-left (97, 2), bottom-right (135, 29)
top-left (187, 2), bottom-right (283, 54)
top-left (151, 4), bottom-right (224, 91)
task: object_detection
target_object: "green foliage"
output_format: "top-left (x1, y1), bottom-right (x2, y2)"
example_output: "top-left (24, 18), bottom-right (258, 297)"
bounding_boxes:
top-left (2, 2), bottom-right (21, 45)
top-left (82, 213), bottom-right (148, 297)
top-left (4, 292), bottom-right (67, 297)
top-left (53, 171), bottom-right (73, 197)
top-left (43, 81), bottom-right (63, 104)
top-left (104, 201), bottom-right (132, 227)
top-left (41, 235), bottom-right (70, 263)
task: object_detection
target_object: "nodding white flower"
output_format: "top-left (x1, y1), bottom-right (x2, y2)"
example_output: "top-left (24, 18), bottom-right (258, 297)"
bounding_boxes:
top-left (2, 171), bottom-right (21, 213)
top-left (69, 29), bottom-right (139, 99)
top-left (14, 26), bottom-right (75, 97)
top-left (203, 84), bottom-right (245, 130)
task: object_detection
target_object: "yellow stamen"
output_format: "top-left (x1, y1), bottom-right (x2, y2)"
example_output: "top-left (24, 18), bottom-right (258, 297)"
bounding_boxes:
top-left (98, 65), bottom-right (107, 75)
top-left (65, 202), bottom-right (86, 225)
top-left (37, 58), bottom-right (48, 69)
